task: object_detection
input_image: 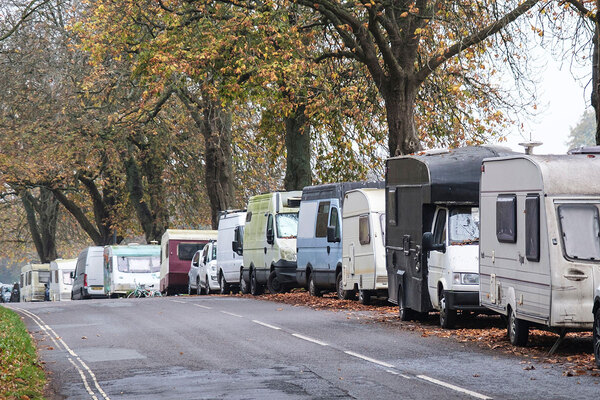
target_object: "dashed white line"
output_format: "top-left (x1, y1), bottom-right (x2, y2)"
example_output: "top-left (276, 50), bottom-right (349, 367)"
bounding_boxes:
top-left (194, 304), bottom-right (212, 309)
top-left (220, 311), bottom-right (243, 318)
top-left (417, 375), bottom-right (492, 400)
top-left (171, 300), bottom-right (187, 304)
top-left (386, 369), bottom-right (399, 375)
top-left (343, 351), bottom-right (395, 368)
top-left (291, 333), bottom-right (328, 346)
top-left (252, 320), bottom-right (281, 330)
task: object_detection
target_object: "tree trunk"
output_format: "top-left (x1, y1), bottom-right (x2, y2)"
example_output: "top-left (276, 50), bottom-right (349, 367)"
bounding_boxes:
top-left (383, 79), bottom-right (422, 156)
top-left (284, 104), bottom-right (312, 190)
top-left (593, 5), bottom-right (600, 145)
top-left (20, 188), bottom-right (59, 263)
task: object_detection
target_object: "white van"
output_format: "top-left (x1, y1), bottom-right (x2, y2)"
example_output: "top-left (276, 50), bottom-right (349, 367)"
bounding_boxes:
top-left (20, 263), bottom-right (50, 302)
top-left (49, 259), bottom-right (76, 301)
top-left (72, 246), bottom-right (106, 300)
top-left (242, 191), bottom-right (301, 295)
top-left (104, 244), bottom-right (161, 297)
top-left (341, 189), bottom-right (387, 304)
top-left (216, 210), bottom-right (246, 294)
top-left (479, 154), bottom-right (600, 354)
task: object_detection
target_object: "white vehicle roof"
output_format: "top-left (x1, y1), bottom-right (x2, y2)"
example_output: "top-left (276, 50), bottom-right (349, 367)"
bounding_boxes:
top-left (161, 229), bottom-right (218, 242)
top-left (343, 188), bottom-right (385, 217)
top-left (50, 259), bottom-right (77, 271)
top-left (21, 263), bottom-right (50, 273)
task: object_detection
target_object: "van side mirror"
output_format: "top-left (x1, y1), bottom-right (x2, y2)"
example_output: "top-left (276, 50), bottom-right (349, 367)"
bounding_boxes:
top-left (327, 226), bottom-right (340, 243)
top-left (422, 232), bottom-right (445, 253)
top-left (232, 240), bottom-right (243, 256)
top-left (266, 228), bottom-right (275, 245)
top-left (70, 271), bottom-right (75, 279)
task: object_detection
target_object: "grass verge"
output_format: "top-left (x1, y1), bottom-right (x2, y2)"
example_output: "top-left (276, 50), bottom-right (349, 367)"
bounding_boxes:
top-left (0, 306), bottom-right (46, 399)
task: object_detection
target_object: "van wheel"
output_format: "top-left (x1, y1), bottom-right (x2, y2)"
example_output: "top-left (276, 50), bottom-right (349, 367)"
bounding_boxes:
top-left (594, 308), bottom-right (600, 367)
top-left (336, 272), bottom-right (353, 300)
top-left (507, 306), bottom-right (529, 346)
top-left (219, 274), bottom-right (230, 295)
top-left (240, 270), bottom-right (250, 294)
top-left (439, 291), bottom-right (456, 329)
top-left (250, 269), bottom-right (263, 296)
top-left (309, 274), bottom-right (322, 297)
top-left (358, 290), bottom-right (371, 305)
top-left (398, 286), bottom-right (414, 321)
top-left (205, 276), bottom-right (211, 295)
top-left (268, 271), bottom-right (285, 294)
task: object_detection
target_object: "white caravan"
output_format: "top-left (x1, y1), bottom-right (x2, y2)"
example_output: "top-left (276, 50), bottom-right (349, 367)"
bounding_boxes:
top-left (341, 189), bottom-right (387, 304)
top-left (479, 154), bottom-right (600, 356)
top-left (104, 244), bottom-right (161, 297)
top-left (216, 210), bottom-right (246, 294)
top-left (49, 259), bottom-right (76, 301)
top-left (20, 263), bottom-right (50, 302)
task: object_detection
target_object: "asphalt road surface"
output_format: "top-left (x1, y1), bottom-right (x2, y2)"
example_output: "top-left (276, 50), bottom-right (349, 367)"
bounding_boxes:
top-left (6, 296), bottom-right (600, 399)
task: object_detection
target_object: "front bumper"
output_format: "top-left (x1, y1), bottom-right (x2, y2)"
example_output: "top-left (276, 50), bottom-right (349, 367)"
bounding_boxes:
top-left (272, 260), bottom-right (298, 284)
top-left (446, 290), bottom-right (485, 311)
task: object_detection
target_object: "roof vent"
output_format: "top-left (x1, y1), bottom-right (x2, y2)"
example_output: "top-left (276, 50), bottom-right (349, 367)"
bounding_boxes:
top-left (518, 141), bottom-right (542, 155)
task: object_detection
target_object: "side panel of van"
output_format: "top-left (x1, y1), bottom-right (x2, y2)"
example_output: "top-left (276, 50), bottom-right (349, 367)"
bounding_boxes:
top-left (217, 212), bottom-right (245, 285)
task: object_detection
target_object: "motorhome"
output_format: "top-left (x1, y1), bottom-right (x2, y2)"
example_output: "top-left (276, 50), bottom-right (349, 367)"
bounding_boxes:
top-left (241, 191), bottom-right (301, 295)
top-left (160, 229), bottom-right (218, 295)
top-left (72, 246), bottom-right (106, 299)
top-left (104, 244), bottom-right (161, 297)
top-left (341, 189), bottom-right (387, 304)
top-left (20, 263), bottom-right (50, 302)
top-left (478, 154), bottom-right (600, 358)
top-left (296, 182), bottom-right (384, 298)
top-left (216, 210), bottom-right (246, 294)
top-left (386, 146), bottom-right (513, 328)
top-left (49, 259), bottom-right (76, 301)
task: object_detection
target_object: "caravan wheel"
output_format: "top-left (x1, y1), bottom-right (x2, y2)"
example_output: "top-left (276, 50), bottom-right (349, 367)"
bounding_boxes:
top-left (508, 307), bottom-right (529, 346)
top-left (594, 308), bottom-right (600, 367)
top-left (358, 290), bottom-right (371, 305)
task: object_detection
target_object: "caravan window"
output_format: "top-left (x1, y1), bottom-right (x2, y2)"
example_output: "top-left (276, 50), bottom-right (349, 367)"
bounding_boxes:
top-left (117, 256), bottom-right (161, 273)
top-left (329, 207), bottom-right (340, 239)
top-left (497, 195), bottom-right (517, 243)
top-left (558, 204), bottom-right (600, 261)
top-left (62, 271), bottom-right (73, 285)
top-left (178, 243), bottom-right (206, 261)
top-left (315, 201), bottom-right (331, 237)
top-left (38, 271), bottom-right (50, 284)
top-left (525, 195), bottom-right (540, 262)
top-left (449, 207), bottom-right (479, 245)
top-left (359, 215), bottom-right (371, 245)
top-left (387, 189), bottom-right (397, 226)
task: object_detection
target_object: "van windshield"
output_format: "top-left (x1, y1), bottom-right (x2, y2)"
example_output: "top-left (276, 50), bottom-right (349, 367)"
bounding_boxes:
top-left (117, 256), bottom-right (161, 273)
top-left (449, 207), bottom-right (479, 245)
top-left (558, 204), bottom-right (600, 261)
top-left (277, 213), bottom-right (298, 239)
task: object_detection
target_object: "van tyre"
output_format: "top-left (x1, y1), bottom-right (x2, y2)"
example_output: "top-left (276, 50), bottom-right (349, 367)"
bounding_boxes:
top-left (219, 274), bottom-right (230, 295)
top-left (594, 308), bottom-right (600, 368)
top-left (398, 286), bottom-right (414, 321)
top-left (336, 272), bottom-right (353, 300)
top-left (439, 291), bottom-right (457, 329)
top-left (240, 270), bottom-right (250, 294)
top-left (267, 271), bottom-right (285, 294)
top-left (309, 274), bottom-right (322, 297)
top-left (250, 269), bottom-right (263, 296)
top-left (205, 276), bottom-right (211, 295)
top-left (358, 290), bottom-right (371, 305)
top-left (508, 307), bottom-right (529, 346)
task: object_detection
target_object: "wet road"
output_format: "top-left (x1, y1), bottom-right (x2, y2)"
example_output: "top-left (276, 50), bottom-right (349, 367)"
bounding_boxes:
top-left (6, 296), bottom-right (600, 399)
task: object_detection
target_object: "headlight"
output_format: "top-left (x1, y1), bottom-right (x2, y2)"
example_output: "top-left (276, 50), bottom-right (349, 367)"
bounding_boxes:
top-left (453, 273), bottom-right (479, 285)
top-left (210, 275), bottom-right (217, 281)
top-left (280, 249), bottom-right (297, 262)
top-left (211, 266), bottom-right (216, 272)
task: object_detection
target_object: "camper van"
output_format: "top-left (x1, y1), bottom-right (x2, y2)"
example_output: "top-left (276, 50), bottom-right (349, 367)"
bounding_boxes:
top-left (479, 154), bottom-right (600, 357)
top-left (49, 259), bottom-right (76, 301)
top-left (20, 263), bottom-right (50, 302)
top-left (386, 146), bottom-right (513, 328)
top-left (296, 182), bottom-right (384, 298)
top-left (104, 244), bottom-right (161, 297)
top-left (341, 189), bottom-right (387, 304)
top-left (160, 229), bottom-right (218, 295)
top-left (216, 210), bottom-right (246, 294)
top-left (72, 246), bottom-right (106, 300)
top-left (241, 191), bottom-right (301, 295)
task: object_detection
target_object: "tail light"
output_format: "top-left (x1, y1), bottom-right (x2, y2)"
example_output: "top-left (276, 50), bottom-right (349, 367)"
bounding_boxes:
top-left (83, 273), bottom-right (88, 288)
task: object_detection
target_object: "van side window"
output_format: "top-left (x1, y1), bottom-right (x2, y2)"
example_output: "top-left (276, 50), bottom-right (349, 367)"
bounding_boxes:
top-left (525, 195), bottom-right (540, 262)
top-left (246, 212), bottom-right (252, 222)
top-left (359, 215), bottom-right (371, 245)
top-left (387, 188), bottom-right (397, 226)
top-left (433, 209), bottom-right (447, 245)
top-left (329, 207), bottom-right (340, 239)
top-left (497, 195), bottom-right (517, 243)
top-left (315, 201), bottom-right (330, 237)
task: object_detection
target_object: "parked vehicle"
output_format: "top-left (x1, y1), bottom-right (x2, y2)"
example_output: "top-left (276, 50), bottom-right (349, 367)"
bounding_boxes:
top-left (49, 259), bottom-right (76, 301)
top-left (72, 246), bottom-right (106, 300)
top-left (216, 210), bottom-right (246, 294)
top-left (160, 229), bottom-right (218, 295)
top-left (1, 285), bottom-right (12, 303)
top-left (386, 146), bottom-right (513, 328)
top-left (296, 182), bottom-right (384, 298)
top-left (478, 154), bottom-right (600, 360)
top-left (104, 244), bottom-right (161, 297)
top-left (241, 191), bottom-right (302, 295)
top-left (197, 241), bottom-right (219, 294)
top-left (341, 188), bottom-right (387, 304)
top-left (20, 263), bottom-right (51, 302)
top-left (10, 283), bottom-right (20, 303)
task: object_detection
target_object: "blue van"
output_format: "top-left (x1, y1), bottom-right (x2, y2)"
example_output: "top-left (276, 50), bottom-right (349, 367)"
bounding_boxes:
top-left (296, 182), bottom-right (384, 298)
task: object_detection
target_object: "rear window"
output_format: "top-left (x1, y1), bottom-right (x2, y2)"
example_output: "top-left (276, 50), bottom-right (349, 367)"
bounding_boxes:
top-left (117, 256), bottom-right (161, 273)
top-left (38, 271), bottom-right (50, 284)
top-left (178, 243), bottom-right (206, 261)
top-left (558, 204), bottom-right (600, 261)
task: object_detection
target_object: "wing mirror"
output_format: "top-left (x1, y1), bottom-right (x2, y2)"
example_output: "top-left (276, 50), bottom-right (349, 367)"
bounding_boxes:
top-left (422, 232), bottom-right (445, 253)
top-left (327, 226), bottom-right (340, 243)
top-left (266, 228), bottom-right (275, 245)
top-left (232, 240), bottom-right (243, 256)
top-left (70, 271), bottom-right (75, 279)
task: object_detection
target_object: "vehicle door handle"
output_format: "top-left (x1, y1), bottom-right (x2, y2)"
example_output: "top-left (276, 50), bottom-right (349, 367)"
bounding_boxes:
top-left (564, 274), bottom-right (588, 281)
top-left (327, 246), bottom-right (330, 255)
top-left (264, 247), bottom-right (267, 254)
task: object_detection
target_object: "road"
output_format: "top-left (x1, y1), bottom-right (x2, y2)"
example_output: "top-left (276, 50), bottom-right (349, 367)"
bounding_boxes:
top-left (6, 295), bottom-right (599, 399)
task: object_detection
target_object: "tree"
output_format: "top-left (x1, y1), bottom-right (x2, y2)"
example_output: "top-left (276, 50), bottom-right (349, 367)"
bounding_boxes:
top-left (567, 108), bottom-right (596, 148)
top-left (0, 0), bottom-right (52, 42)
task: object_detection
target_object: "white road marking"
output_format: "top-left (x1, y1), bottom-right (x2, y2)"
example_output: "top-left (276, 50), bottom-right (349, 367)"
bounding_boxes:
top-left (417, 375), bottom-right (492, 400)
top-left (343, 351), bottom-right (394, 368)
top-left (291, 333), bottom-right (328, 346)
top-left (252, 320), bottom-right (281, 330)
top-left (220, 311), bottom-right (243, 318)
top-left (68, 357), bottom-right (98, 400)
top-left (194, 304), bottom-right (212, 309)
top-left (386, 369), bottom-right (399, 375)
top-left (171, 300), bottom-right (187, 304)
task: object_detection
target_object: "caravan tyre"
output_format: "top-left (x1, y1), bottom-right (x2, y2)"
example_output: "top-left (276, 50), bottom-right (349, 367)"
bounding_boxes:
top-left (250, 269), bottom-right (263, 296)
top-left (594, 308), bottom-right (600, 367)
top-left (398, 287), bottom-right (413, 321)
top-left (508, 307), bottom-right (529, 346)
top-left (336, 272), bottom-right (354, 300)
top-left (309, 274), bottom-right (322, 297)
top-left (240, 270), bottom-right (250, 294)
top-left (358, 290), bottom-right (371, 305)
top-left (439, 291), bottom-right (457, 329)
